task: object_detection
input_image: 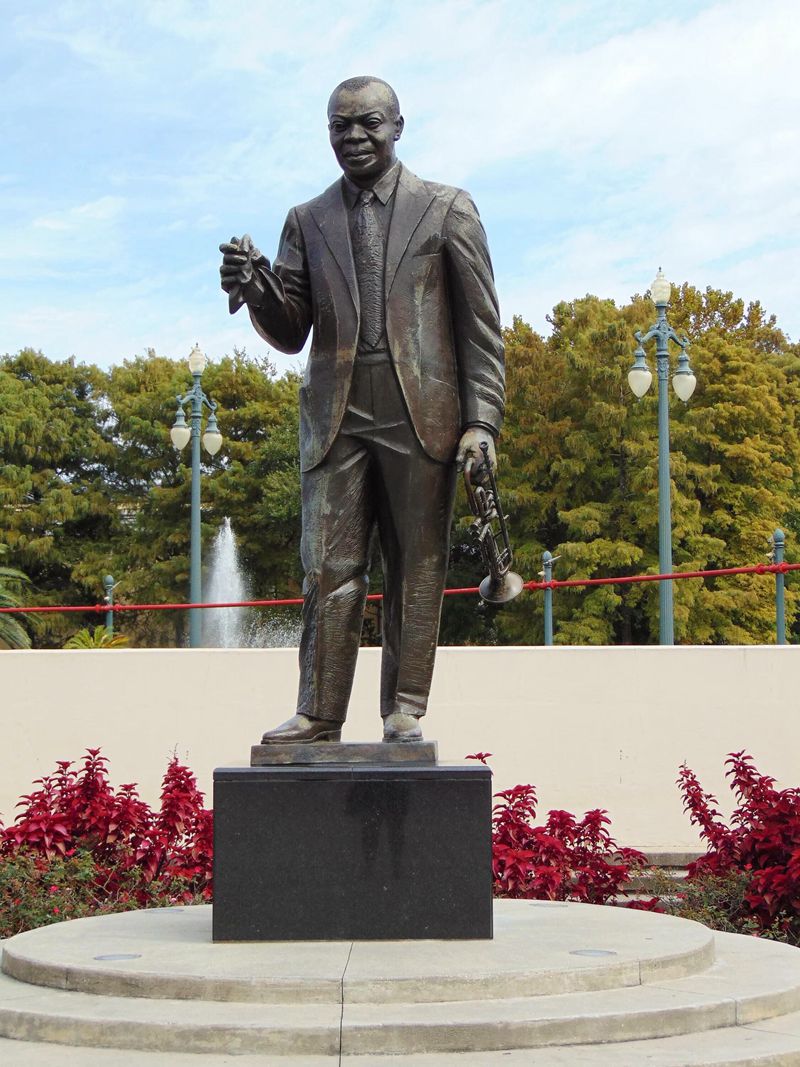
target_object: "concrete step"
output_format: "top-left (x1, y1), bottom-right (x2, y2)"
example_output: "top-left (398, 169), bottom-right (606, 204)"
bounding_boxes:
top-left (1, 928), bottom-right (800, 1055)
top-left (0, 971), bottom-right (341, 1055)
top-left (0, 1042), bottom-right (335, 1065)
top-left (341, 934), bottom-right (800, 1054)
top-left (3, 1020), bottom-right (800, 1066)
top-left (339, 1010), bottom-right (800, 1063)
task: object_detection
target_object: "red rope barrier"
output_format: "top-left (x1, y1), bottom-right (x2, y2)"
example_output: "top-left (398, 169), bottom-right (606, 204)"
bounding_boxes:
top-left (524, 561), bottom-right (798, 592)
top-left (0, 562), bottom-right (795, 615)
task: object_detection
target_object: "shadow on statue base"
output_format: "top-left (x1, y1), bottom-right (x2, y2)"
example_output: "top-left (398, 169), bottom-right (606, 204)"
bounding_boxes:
top-left (212, 761), bottom-right (492, 941)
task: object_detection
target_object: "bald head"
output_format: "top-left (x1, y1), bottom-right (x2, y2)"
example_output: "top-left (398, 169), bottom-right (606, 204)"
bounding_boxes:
top-left (327, 76), bottom-right (404, 188)
top-left (328, 76), bottom-right (400, 120)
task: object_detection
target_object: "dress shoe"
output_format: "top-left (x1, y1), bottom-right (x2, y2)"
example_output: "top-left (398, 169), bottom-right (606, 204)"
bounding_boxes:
top-left (382, 711), bottom-right (423, 742)
top-left (261, 714), bottom-right (342, 744)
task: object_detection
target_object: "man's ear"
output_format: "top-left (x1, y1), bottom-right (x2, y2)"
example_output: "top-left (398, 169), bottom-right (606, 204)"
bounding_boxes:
top-left (394, 115), bottom-right (404, 141)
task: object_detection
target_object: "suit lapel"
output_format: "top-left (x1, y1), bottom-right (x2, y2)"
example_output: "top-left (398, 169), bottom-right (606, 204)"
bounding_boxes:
top-left (309, 180), bottom-right (358, 312)
top-left (308, 166), bottom-right (435, 312)
top-left (385, 166), bottom-right (435, 297)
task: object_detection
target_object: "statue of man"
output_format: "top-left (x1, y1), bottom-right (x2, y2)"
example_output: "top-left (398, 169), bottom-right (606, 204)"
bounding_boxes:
top-left (220, 76), bottom-right (504, 744)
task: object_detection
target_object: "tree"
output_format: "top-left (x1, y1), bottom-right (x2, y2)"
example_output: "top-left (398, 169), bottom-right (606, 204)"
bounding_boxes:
top-left (666, 286), bottom-right (800, 643)
top-left (0, 347), bottom-right (303, 648)
top-left (100, 350), bottom-right (217, 647)
top-left (493, 287), bottom-right (800, 644)
top-left (103, 349), bottom-right (303, 647)
top-left (200, 351), bottom-right (302, 599)
top-left (3, 280), bottom-right (797, 648)
top-left (0, 546), bottom-right (32, 649)
top-left (0, 350), bottom-right (119, 647)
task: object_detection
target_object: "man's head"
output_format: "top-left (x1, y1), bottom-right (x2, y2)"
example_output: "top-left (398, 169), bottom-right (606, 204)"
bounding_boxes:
top-left (327, 77), bottom-right (404, 187)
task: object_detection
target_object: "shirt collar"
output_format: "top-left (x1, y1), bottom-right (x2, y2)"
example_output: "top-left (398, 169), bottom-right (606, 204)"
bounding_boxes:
top-left (342, 160), bottom-right (401, 209)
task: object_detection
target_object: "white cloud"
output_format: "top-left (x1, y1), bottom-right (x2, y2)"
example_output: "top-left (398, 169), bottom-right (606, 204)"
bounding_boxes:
top-left (1, 0), bottom-right (798, 366)
top-left (32, 195), bottom-right (126, 231)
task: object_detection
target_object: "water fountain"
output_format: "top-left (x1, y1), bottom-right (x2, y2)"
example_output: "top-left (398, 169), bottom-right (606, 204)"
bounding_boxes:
top-left (204, 518), bottom-right (248, 647)
top-left (204, 518), bottom-right (301, 648)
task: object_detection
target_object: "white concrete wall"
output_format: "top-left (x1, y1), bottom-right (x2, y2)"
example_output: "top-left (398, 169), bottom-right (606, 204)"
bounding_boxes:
top-left (2, 646), bottom-right (797, 851)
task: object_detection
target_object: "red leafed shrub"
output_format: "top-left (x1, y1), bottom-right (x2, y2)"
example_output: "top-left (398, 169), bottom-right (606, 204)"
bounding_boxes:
top-left (678, 751), bottom-right (800, 942)
top-left (0, 749), bottom-right (213, 935)
top-left (466, 754), bottom-right (646, 904)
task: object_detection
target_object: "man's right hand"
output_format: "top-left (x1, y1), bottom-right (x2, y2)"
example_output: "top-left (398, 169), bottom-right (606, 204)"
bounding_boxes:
top-left (219, 234), bottom-right (269, 311)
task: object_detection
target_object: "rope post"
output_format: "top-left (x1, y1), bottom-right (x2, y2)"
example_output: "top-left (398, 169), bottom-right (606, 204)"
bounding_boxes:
top-left (771, 530), bottom-right (786, 645)
top-left (542, 551), bottom-right (554, 646)
top-left (102, 575), bottom-right (115, 637)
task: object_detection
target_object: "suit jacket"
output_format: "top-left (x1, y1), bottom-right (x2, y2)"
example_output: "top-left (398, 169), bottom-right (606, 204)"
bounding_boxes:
top-left (249, 164), bottom-right (505, 472)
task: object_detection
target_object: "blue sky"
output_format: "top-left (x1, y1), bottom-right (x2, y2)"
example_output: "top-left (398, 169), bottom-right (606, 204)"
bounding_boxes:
top-left (1, 0), bottom-right (798, 374)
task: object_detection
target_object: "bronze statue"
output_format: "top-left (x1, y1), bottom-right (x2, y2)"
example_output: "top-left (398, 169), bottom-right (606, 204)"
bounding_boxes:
top-left (220, 76), bottom-right (504, 744)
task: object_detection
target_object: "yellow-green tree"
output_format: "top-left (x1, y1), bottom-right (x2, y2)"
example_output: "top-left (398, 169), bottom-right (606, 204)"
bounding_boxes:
top-left (493, 287), bottom-right (800, 644)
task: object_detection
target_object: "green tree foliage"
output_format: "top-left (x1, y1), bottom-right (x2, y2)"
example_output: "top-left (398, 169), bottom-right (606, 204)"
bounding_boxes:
top-left (2, 281), bottom-right (797, 647)
top-left (0, 350), bottom-right (119, 646)
top-left (495, 287), bottom-right (800, 644)
top-left (200, 352), bottom-right (302, 599)
top-left (667, 287), bottom-right (800, 643)
top-left (0, 545), bottom-right (32, 648)
top-left (101, 351), bottom-right (203, 647)
top-left (105, 349), bottom-right (304, 647)
top-left (0, 348), bottom-right (302, 647)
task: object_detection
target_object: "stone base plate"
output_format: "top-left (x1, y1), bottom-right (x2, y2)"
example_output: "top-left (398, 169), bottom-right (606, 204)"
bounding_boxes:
top-left (250, 741), bottom-right (437, 765)
top-left (0, 901), bottom-right (715, 1002)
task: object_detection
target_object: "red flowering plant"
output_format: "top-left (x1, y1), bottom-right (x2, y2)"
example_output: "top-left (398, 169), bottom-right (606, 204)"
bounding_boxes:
top-left (678, 751), bottom-right (800, 943)
top-left (467, 754), bottom-right (646, 904)
top-left (0, 749), bottom-right (213, 936)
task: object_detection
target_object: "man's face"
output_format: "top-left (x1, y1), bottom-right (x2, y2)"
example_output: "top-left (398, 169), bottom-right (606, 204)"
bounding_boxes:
top-left (328, 84), bottom-right (404, 186)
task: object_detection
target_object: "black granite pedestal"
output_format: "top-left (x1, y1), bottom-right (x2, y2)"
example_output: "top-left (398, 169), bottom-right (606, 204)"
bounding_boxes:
top-left (212, 763), bottom-right (492, 941)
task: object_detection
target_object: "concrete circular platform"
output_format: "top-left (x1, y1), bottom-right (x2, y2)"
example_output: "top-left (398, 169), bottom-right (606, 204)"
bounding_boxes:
top-left (2, 900), bottom-right (714, 1003)
top-left (3, 900), bottom-right (800, 1062)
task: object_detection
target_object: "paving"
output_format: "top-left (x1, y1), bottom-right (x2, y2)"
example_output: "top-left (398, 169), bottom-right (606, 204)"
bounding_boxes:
top-left (0, 900), bottom-right (799, 1064)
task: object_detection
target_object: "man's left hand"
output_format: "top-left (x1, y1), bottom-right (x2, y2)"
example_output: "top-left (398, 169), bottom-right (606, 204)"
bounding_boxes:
top-left (456, 427), bottom-right (497, 473)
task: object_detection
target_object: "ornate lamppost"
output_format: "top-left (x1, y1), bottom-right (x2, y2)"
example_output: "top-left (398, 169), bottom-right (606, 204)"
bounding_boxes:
top-left (628, 270), bottom-right (697, 645)
top-left (170, 344), bottom-right (223, 647)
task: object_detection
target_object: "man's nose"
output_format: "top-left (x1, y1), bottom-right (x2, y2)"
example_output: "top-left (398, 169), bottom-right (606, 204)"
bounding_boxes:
top-left (344, 124), bottom-right (368, 142)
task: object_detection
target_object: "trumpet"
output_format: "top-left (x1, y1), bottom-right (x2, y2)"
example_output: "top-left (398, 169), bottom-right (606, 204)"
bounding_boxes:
top-left (463, 441), bottom-right (524, 604)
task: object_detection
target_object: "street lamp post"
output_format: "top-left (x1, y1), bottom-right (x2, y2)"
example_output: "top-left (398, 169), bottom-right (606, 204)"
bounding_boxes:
top-left (539, 550), bottom-right (561, 647)
top-left (102, 574), bottom-right (116, 637)
top-left (769, 529), bottom-right (786, 645)
top-left (542, 551), bottom-right (554, 647)
top-left (170, 345), bottom-right (223, 648)
top-left (628, 270), bottom-right (696, 645)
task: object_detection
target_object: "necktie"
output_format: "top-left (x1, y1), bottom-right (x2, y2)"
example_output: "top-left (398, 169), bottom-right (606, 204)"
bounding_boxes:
top-left (353, 189), bottom-right (385, 349)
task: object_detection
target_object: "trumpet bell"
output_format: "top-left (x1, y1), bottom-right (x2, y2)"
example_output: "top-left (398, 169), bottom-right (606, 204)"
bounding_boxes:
top-left (479, 570), bottom-right (525, 604)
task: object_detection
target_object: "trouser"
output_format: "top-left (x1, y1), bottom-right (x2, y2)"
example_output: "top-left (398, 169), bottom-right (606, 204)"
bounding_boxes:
top-left (296, 353), bottom-right (457, 724)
